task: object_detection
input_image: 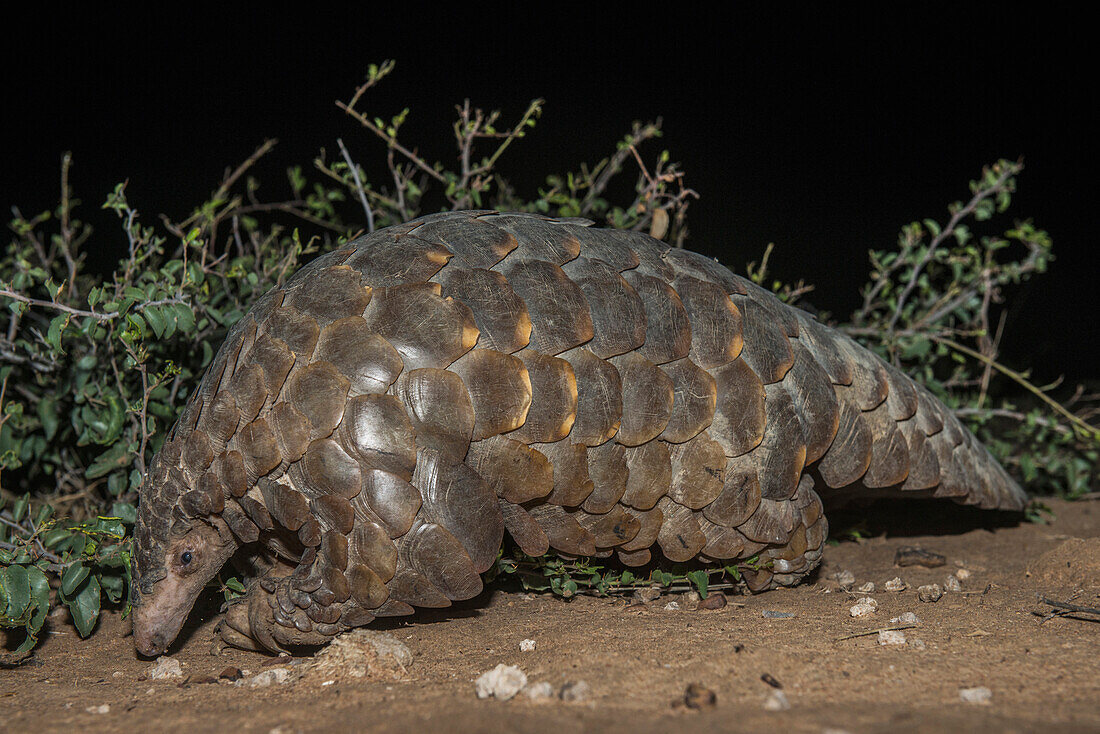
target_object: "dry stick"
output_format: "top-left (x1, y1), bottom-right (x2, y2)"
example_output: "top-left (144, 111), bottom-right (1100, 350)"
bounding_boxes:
top-left (1040, 596), bottom-right (1100, 618)
top-left (834, 624), bottom-right (917, 642)
top-left (336, 138), bottom-right (374, 233)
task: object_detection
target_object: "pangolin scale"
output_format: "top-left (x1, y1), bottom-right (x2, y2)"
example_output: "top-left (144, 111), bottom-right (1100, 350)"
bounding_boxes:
top-left (131, 210), bottom-right (1026, 655)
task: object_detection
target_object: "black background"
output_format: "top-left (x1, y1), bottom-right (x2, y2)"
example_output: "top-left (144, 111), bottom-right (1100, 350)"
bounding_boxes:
top-left (4, 7), bottom-right (1095, 383)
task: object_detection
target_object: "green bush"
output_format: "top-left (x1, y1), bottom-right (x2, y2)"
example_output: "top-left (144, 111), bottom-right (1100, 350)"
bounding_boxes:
top-left (2, 61), bottom-right (1096, 657)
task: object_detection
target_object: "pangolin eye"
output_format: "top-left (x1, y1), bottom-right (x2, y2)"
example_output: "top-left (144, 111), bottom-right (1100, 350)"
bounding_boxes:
top-left (181, 551), bottom-right (193, 565)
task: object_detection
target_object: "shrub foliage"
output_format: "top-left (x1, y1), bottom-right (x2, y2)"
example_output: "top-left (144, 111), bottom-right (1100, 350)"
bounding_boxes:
top-left (2, 62), bottom-right (1096, 658)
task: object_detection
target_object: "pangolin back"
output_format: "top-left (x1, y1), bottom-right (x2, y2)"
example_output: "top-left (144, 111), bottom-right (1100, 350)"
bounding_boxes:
top-left (137, 210), bottom-right (1025, 644)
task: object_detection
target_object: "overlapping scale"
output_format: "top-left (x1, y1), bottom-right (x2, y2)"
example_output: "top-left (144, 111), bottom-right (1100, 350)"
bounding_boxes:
top-left (532, 439), bottom-right (594, 507)
top-left (448, 349), bottom-right (532, 440)
top-left (410, 216), bottom-right (516, 269)
top-left (264, 306), bottom-right (319, 359)
top-left (784, 341), bottom-right (841, 464)
top-left (481, 213), bottom-right (581, 264)
top-left (361, 283), bottom-right (479, 369)
top-left (412, 448), bottom-right (504, 573)
top-left (287, 362), bottom-right (350, 440)
top-left (621, 271), bottom-right (692, 365)
top-left (497, 259), bottom-right (593, 354)
top-left (658, 358), bottom-right (717, 443)
top-left (465, 435), bottom-right (554, 504)
top-left (611, 352), bottom-right (674, 446)
top-left (336, 394), bottom-right (417, 480)
top-left (343, 235), bottom-right (452, 287)
top-left (581, 441), bottom-right (629, 513)
top-left (816, 391), bottom-right (873, 488)
top-left (527, 504), bottom-right (596, 556)
top-left (289, 265), bottom-right (372, 325)
top-left (315, 318), bottom-right (403, 396)
top-left (508, 350), bottom-right (577, 443)
top-left (668, 431), bottom-right (726, 509)
top-left (559, 348), bottom-right (621, 446)
top-left (655, 497), bottom-right (706, 562)
top-left (709, 358), bottom-right (766, 457)
top-left (674, 276), bottom-right (743, 368)
top-left (702, 453), bottom-right (762, 527)
top-left (393, 368), bottom-right (475, 460)
top-left (861, 403), bottom-right (911, 488)
top-left (433, 267), bottom-right (532, 353)
top-left (621, 441), bottom-right (672, 510)
top-left (562, 257), bottom-right (646, 358)
top-left (571, 505), bottom-right (640, 548)
top-left (499, 500), bottom-right (550, 556)
top-left (732, 295), bottom-right (794, 384)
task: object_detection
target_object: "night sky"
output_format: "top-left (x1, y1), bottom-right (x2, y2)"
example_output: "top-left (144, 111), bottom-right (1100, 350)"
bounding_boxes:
top-left (4, 8), bottom-right (1096, 383)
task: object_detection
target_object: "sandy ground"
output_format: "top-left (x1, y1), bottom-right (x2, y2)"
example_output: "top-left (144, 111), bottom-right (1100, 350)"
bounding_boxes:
top-left (3, 497), bottom-right (1099, 734)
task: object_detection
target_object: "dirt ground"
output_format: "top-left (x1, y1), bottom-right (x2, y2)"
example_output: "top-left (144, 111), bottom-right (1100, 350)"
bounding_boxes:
top-left (3, 497), bottom-right (1099, 733)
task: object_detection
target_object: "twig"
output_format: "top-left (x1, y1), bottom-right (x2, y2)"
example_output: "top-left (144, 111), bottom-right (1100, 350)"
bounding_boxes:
top-left (336, 138), bottom-right (374, 233)
top-left (834, 624), bottom-right (917, 642)
top-left (886, 160), bottom-right (1020, 334)
top-left (1039, 596), bottom-right (1100, 619)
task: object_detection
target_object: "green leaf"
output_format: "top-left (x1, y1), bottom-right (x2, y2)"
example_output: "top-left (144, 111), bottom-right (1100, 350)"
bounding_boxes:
top-left (61, 561), bottom-right (90, 596)
top-left (65, 574), bottom-right (101, 637)
top-left (1, 564), bottom-right (31, 619)
top-left (12, 494), bottom-right (28, 523)
top-left (47, 314), bottom-right (68, 353)
top-left (143, 305), bottom-right (167, 338)
top-left (85, 441), bottom-right (131, 479)
top-left (686, 569), bottom-right (709, 599)
top-left (37, 396), bottom-right (60, 440)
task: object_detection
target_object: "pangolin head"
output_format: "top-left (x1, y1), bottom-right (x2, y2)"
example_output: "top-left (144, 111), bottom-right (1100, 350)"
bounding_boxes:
top-left (132, 435), bottom-right (238, 657)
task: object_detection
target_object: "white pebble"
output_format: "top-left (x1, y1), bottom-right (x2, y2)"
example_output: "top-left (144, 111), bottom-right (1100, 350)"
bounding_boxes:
top-left (475, 664), bottom-right (527, 701)
top-left (149, 656), bottom-right (183, 680)
top-left (944, 575), bottom-right (962, 592)
top-left (321, 680), bottom-right (335, 687)
top-left (857, 582), bottom-right (875, 593)
top-left (85, 704), bottom-right (110, 715)
top-left (889, 612), bottom-right (921, 625)
top-left (910, 639), bottom-right (927, 650)
top-left (959, 686), bottom-right (993, 705)
top-left (849, 597), bottom-right (878, 617)
top-left (763, 689), bottom-right (791, 711)
top-left (663, 601), bottom-right (681, 611)
top-left (956, 568), bottom-right (972, 581)
top-left (878, 630), bottom-right (907, 646)
top-left (519, 639), bottom-right (536, 652)
top-left (244, 668), bottom-right (292, 688)
top-left (524, 681), bottom-right (555, 701)
top-left (883, 577), bottom-right (908, 592)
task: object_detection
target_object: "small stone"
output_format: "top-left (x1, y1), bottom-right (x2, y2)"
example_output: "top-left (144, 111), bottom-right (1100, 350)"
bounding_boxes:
top-left (663, 601), bottom-right (681, 611)
top-left (762, 610), bottom-right (795, 619)
top-left (85, 704), bottom-right (110, 715)
top-left (244, 667), bottom-right (292, 688)
top-left (560, 680), bottom-right (592, 703)
top-left (524, 681), bottom-right (555, 701)
top-left (849, 597), bottom-right (878, 617)
top-left (895, 546), bottom-right (946, 568)
top-left (698, 593), bottom-right (728, 610)
top-left (475, 664), bottom-right (527, 701)
top-left (959, 686), bottom-right (993, 705)
top-left (111, 671), bottom-right (123, 679)
top-left (883, 577), bottom-right (908, 592)
top-left (634, 586), bottom-right (661, 603)
top-left (763, 689), bottom-right (791, 711)
top-left (519, 638), bottom-right (536, 652)
top-left (956, 569), bottom-right (972, 581)
top-left (910, 639), bottom-right (927, 650)
top-left (681, 591), bottom-right (701, 611)
top-left (306, 629), bottom-right (413, 680)
top-left (219, 667), bottom-right (244, 681)
top-left (149, 657), bottom-right (184, 680)
top-left (944, 575), bottom-right (962, 592)
top-left (683, 683), bottom-right (717, 709)
top-left (878, 630), bottom-right (907, 646)
top-left (832, 569), bottom-right (855, 586)
top-left (889, 612), bottom-right (920, 625)
top-left (857, 582), bottom-right (875, 593)
top-left (918, 584), bottom-right (944, 603)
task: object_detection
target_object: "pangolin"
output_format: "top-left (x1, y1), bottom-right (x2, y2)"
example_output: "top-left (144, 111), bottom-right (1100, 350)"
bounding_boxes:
top-left (131, 210), bottom-right (1026, 655)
